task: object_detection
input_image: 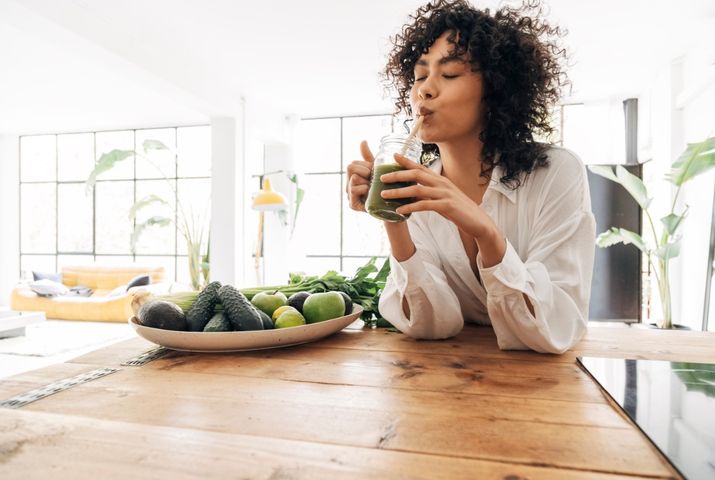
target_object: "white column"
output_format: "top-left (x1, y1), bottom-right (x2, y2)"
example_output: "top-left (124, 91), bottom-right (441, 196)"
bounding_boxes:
top-left (209, 114), bottom-right (243, 287)
top-left (0, 135), bottom-right (20, 307)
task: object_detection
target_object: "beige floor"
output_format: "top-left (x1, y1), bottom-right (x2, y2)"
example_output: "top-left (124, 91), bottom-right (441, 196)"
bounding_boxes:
top-left (0, 319), bottom-right (133, 379)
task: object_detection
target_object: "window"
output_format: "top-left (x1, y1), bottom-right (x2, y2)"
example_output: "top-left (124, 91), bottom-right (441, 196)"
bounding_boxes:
top-left (292, 114), bottom-right (396, 275)
top-left (19, 126), bottom-right (211, 284)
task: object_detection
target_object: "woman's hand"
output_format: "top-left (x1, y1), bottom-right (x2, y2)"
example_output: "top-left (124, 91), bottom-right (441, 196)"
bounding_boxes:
top-left (345, 141), bottom-right (375, 212)
top-left (379, 153), bottom-right (495, 240)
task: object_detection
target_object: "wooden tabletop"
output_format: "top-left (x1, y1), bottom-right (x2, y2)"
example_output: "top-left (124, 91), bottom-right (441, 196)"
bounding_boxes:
top-left (1, 322), bottom-right (713, 479)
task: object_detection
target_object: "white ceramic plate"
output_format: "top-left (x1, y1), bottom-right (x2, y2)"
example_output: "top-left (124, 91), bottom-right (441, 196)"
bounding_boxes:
top-left (128, 305), bottom-right (363, 352)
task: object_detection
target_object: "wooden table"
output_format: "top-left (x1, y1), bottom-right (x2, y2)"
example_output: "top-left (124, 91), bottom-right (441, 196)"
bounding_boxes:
top-left (1, 322), bottom-right (713, 479)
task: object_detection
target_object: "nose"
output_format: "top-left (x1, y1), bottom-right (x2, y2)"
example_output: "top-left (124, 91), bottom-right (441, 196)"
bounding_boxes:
top-left (417, 77), bottom-right (435, 100)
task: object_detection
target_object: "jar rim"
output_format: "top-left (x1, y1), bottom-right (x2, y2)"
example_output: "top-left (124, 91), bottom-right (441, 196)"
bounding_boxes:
top-left (379, 132), bottom-right (422, 148)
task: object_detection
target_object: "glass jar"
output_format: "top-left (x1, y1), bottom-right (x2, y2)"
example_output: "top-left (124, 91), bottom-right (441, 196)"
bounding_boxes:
top-left (365, 133), bottom-right (422, 222)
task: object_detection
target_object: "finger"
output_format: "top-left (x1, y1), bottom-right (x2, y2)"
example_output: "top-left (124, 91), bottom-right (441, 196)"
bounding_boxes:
top-left (346, 161), bottom-right (373, 179)
top-left (380, 165), bottom-right (438, 186)
top-left (380, 184), bottom-right (433, 200)
top-left (396, 199), bottom-right (445, 216)
top-left (360, 140), bottom-right (375, 163)
top-left (392, 153), bottom-right (423, 169)
top-left (350, 184), bottom-right (369, 197)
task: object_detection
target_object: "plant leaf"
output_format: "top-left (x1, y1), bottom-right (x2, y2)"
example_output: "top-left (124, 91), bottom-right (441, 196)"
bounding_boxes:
top-left (660, 212), bottom-right (686, 236)
top-left (587, 165), bottom-right (619, 183)
top-left (615, 165), bottom-right (651, 210)
top-left (130, 216), bottom-right (172, 253)
top-left (667, 136), bottom-right (715, 186)
top-left (374, 257), bottom-right (391, 284)
top-left (128, 194), bottom-right (169, 220)
top-left (142, 139), bottom-right (170, 153)
top-left (655, 238), bottom-right (681, 260)
top-left (85, 149), bottom-right (134, 194)
top-left (596, 227), bottom-right (648, 253)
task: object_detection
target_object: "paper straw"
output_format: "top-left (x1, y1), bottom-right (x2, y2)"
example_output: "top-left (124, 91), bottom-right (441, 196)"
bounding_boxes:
top-left (400, 116), bottom-right (424, 155)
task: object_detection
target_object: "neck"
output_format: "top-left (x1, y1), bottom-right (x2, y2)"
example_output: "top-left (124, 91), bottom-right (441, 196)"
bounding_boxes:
top-left (437, 136), bottom-right (489, 201)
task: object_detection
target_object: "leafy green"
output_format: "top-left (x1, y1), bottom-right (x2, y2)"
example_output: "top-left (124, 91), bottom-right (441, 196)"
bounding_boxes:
top-left (239, 256), bottom-right (391, 324)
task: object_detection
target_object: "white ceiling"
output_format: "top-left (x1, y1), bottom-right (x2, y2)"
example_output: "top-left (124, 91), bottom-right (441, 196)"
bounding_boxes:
top-left (1, 0), bottom-right (714, 135)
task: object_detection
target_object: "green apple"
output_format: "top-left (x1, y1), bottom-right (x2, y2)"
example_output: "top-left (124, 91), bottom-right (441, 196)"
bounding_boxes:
top-left (250, 291), bottom-right (288, 317)
top-left (274, 310), bottom-right (306, 328)
top-left (302, 292), bottom-right (346, 324)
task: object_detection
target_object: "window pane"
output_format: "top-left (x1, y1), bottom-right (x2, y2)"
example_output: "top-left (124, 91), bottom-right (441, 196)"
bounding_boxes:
top-left (291, 173), bottom-right (340, 256)
top-left (58, 133), bottom-right (94, 181)
top-left (341, 115), bottom-right (394, 171)
top-left (94, 255), bottom-right (134, 266)
top-left (135, 255), bottom-right (176, 283)
top-left (176, 178), bottom-right (210, 255)
top-left (58, 183), bottom-right (93, 253)
top-left (95, 131), bottom-right (134, 180)
top-left (177, 126), bottom-right (211, 177)
top-left (134, 179), bottom-right (176, 255)
top-left (20, 255), bottom-right (56, 280)
top-left (562, 103), bottom-right (626, 165)
top-left (57, 254), bottom-right (94, 270)
top-left (20, 135), bottom-right (56, 182)
top-left (95, 181), bottom-right (134, 254)
top-left (342, 174), bottom-right (390, 256)
top-left (300, 257), bottom-right (340, 276)
top-left (176, 255), bottom-right (191, 286)
top-left (295, 118), bottom-right (341, 173)
top-left (21, 183), bottom-right (56, 253)
top-left (136, 128), bottom-right (176, 179)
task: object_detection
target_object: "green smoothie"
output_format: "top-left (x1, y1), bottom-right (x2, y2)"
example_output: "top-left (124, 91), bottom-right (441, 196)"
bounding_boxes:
top-left (366, 163), bottom-right (415, 222)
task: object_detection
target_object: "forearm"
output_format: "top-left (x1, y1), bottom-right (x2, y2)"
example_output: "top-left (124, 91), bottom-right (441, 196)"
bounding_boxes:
top-left (384, 221), bottom-right (416, 262)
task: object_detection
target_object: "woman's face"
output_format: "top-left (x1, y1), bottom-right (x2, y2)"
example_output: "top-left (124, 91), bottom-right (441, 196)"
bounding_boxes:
top-left (409, 31), bottom-right (486, 145)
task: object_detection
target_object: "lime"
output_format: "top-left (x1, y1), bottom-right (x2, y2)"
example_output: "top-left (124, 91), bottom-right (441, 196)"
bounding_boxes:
top-left (274, 310), bottom-right (306, 328)
top-left (272, 305), bottom-right (298, 321)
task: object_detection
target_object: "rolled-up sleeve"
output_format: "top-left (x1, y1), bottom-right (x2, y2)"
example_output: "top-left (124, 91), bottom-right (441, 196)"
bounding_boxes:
top-left (478, 156), bottom-right (596, 353)
top-left (379, 219), bottom-right (464, 340)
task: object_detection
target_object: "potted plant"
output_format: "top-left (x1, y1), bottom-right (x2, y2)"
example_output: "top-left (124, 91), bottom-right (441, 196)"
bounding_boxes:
top-left (588, 136), bottom-right (715, 329)
top-left (86, 139), bottom-right (210, 290)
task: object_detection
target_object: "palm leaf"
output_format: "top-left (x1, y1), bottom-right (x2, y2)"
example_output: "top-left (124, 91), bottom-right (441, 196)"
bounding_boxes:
top-left (128, 195), bottom-right (169, 220)
top-left (667, 136), bottom-right (715, 186)
top-left (130, 216), bottom-right (172, 253)
top-left (615, 165), bottom-right (651, 210)
top-left (142, 139), bottom-right (170, 153)
top-left (660, 211), bottom-right (687, 236)
top-left (655, 238), bottom-right (681, 261)
top-left (587, 165), bottom-right (619, 183)
top-left (596, 227), bottom-right (648, 253)
top-left (85, 149), bottom-right (134, 194)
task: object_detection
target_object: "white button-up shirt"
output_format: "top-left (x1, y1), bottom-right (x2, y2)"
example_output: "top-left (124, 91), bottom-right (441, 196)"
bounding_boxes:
top-left (379, 146), bottom-right (596, 353)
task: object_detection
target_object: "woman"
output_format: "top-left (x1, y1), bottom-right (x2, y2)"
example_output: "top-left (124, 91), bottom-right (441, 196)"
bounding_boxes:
top-left (346, 0), bottom-right (596, 353)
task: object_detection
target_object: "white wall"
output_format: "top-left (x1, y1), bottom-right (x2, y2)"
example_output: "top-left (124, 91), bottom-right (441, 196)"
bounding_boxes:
top-left (641, 50), bottom-right (715, 330)
top-left (0, 135), bottom-right (19, 307)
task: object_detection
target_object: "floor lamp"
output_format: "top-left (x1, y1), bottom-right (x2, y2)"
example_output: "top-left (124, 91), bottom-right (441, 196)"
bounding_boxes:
top-left (251, 177), bottom-right (288, 285)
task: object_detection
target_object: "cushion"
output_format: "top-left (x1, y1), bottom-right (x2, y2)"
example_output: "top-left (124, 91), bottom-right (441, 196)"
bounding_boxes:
top-left (126, 274), bottom-right (151, 291)
top-left (32, 271), bottom-right (62, 283)
top-left (29, 279), bottom-right (70, 297)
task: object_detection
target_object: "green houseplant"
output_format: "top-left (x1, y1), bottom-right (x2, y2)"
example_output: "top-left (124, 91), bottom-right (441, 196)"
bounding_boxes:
top-left (588, 136), bottom-right (715, 328)
top-left (86, 139), bottom-right (210, 290)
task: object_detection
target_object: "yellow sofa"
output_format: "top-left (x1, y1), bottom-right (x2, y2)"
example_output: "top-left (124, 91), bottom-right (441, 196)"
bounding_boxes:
top-left (10, 265), bottom-right (170, 322)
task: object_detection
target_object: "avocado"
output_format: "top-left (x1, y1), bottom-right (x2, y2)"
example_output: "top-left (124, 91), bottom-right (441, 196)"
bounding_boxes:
top-left (138, 300), bottom-right (187, 331)
top-left (338, 292), bottom-right (353, 316)
top-left (287, 291), bottom-right (311, 314)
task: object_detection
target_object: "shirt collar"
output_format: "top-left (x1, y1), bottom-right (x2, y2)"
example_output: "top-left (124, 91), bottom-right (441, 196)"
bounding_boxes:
top-left (428, 158), bottom-right (517, 204)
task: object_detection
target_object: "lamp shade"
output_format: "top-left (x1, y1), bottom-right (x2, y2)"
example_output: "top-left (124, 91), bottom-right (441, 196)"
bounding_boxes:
top-left (252, 177), bottom-right (288, 211)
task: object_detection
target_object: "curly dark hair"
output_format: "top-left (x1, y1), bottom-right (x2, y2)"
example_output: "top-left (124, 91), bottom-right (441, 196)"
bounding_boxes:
top-left (384, 0), bottom-right (568, 188)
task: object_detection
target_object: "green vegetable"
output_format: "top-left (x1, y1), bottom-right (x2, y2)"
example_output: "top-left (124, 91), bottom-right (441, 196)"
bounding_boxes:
top-left (156, 257), bottom-right (393, 327)
top-left (218, 284), bottom-right (263, 331)
top-left (239, 257), bottom-right (391, 325)
top-left (186, 281), bottom-right (222, 331)
top-left (203, 312), bottom-right (232, 332)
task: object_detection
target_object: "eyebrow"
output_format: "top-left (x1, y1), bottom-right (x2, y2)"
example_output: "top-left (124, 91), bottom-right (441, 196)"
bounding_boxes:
top-left (415, 56), bottom-right (465, 67)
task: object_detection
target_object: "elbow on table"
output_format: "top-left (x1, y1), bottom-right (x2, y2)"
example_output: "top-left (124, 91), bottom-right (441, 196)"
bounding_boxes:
top-left (395, 317), bottom-right (464, 340)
